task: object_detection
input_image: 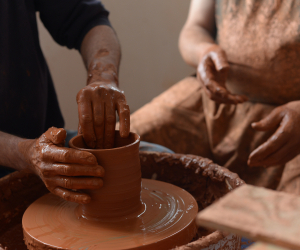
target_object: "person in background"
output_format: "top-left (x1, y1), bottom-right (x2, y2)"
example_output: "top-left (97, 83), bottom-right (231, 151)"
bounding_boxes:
top-left (130, 0), bottom-right (300, 194)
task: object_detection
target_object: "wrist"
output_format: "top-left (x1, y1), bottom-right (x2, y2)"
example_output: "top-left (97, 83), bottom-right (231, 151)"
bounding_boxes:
top-left (87, 60), bottom-right (119, 86)
top-left (17, 139), bottom-right (36, 173)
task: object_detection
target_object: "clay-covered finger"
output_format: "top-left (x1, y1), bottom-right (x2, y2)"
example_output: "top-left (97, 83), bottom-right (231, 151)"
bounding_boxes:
top-left (198, 56), bottom-right (215, 83)
top-left (46, 163), bottom-right (105, 177)
top-left (104, 100), bottom-right (116, 149)
top-left (78, 123), bottom-right (82, 135)
top-left (117, 99), bottom-right (130, 138)
top-left (93, 98), bottom-right (105, 149)
top-left (248, 124), bottom-right (289, 166)
top-left (276, 149), bottom-right (299, 165)
top-left (77, 93), bottom-right (96, 148)
top-left (48, 176), bottom-right (103, 190)
top-left (204, 84), bottom-right (238, 104)
top-left (210, 49), bottom-right (230, 71)
top-left (42, 127), bottom-right (67, 145)
top-left (225, 94), bottom-right (243, 104)
top-left (239, 94), bottom-right (249, 102)
top-left (229, 94), bottom-right (248, 104)
top-left (252, 146), bottom-right (295, 167)
top-left (251, 107), bottom-right (283, 131)
top-left (51, 187), bottom-right (91, 204)
top-left (42, 146), bottom-right (97, 165)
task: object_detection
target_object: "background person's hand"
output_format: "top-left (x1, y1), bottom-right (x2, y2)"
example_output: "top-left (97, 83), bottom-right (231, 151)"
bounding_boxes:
top-left (20, 127), bottom-right (105, 204)
top-left (198, 45), bottom-right (248, 104)
top-left (248, 101), bottom-right (300, 167)
top-left (77, 82), bottom-right (130, 149)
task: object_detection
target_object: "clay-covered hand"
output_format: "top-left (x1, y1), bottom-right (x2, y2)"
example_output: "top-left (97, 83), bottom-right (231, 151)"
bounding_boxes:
top-left (198, 45), bottom-right (248, 104)
top-left (248, 101), bottom-right (300, 167)
top-left (20, 127), bottom-right (105, 204)
top-left (77, 82), bottom-right (130, 149)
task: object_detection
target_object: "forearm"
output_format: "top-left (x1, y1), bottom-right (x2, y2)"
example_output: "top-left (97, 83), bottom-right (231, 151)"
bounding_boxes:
top-left (80, 25), bottom-right (121, 86)
top-left (0, 131), bottom-right (33, 171)
top-left (179, 25), bottom-right (216, 68)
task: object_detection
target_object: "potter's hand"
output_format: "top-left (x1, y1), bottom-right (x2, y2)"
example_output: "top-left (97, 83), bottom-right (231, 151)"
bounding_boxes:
top-left (77, 82), bottom-right (130, 149)
top-left (198, 45), bottom-right (248, 104)
top-left (248, 101), bottom-right (300, 167)
top-left (22, 127), bottom-right (105, 204)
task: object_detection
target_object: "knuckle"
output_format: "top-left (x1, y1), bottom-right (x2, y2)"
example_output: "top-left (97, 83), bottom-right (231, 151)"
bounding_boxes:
top-left (108, 87), bottom-right (115, 95)
top-left (41, 168), bottom-right (51, 177)
top-left (59, 190), bottom-right (72, 201)
top-left (100, 87), bottom-right (108, 95)
top-left (80, 114), bottom-right (93, 123)
top-left (94, 115), bottom-right (104, 126)
top-left (39, 150), bottom-right (47, 161)
top-left (106, 115), bottom-right (115, 124)
top-left (94, 85), bottom-right (104, 94)
top-left (76, 89), bottom-right (88, 102)
top-left (119, 108), bottom-right (130, 117)
top-left (63, 178), bottom-right (72, 189)
top-left (61, 165), bottom-right (71, 174)
top-left (90, 178), bottom-right (103, 188)
top-left (62, 151), bottom-right (70, 160)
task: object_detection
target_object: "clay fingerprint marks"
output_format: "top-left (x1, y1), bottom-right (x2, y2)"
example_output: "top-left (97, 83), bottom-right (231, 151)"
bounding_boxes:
top-left (196, 185), bottom-right (300, 250)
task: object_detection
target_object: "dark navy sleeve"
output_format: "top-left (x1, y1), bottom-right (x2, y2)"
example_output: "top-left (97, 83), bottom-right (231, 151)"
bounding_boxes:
top-left (35, 0), bottom-right (111, 50)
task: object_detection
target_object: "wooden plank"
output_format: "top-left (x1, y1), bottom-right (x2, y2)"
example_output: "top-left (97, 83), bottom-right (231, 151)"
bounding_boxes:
top-left (197, 184), bottom-right (300, 250)
top-left (247, 242), bottom-right (290, 250)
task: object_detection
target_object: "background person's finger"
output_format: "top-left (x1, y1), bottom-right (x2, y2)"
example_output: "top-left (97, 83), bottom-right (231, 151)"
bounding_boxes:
top-left (77, 93), bottom-right (96, 148)
top-left (47, 176), bottom-right (103, 190)
top-left (232, 94), bottom-right (248, 103)
top-left (205, 81), bottom-right (239, 104)
top-left (198, 56), bottom-right (215, 83)
top-left (46, 163), bottom-right (104, 177)
top-left (93, 98), bottom-right (105, 149)
top-left (199, 59), bottom-right (236, 104)
top-left (210, 49), bottom-right (230, 71)
top-left (104, 100), bottom-right (116, 149)
top-left (250, 145), bottom-right (296, 167)
top-left (51, 187), bottom-right (91, 204)
top-left (251, 107), bottom-right (283, 131)
top-left (117, 99), bottom-right (130, 138)
top-left (248, 121), bottom-right (289, 166)
top-left (42, 146), bottom-right (97, 165)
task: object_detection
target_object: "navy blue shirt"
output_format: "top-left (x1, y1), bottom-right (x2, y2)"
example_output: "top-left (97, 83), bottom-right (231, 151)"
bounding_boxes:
top-left (0, 0), bottom-right (111, 139)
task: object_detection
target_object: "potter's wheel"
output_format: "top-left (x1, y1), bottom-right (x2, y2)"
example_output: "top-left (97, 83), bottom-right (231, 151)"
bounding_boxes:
top-left (22, 178), bottom-right (198, 250)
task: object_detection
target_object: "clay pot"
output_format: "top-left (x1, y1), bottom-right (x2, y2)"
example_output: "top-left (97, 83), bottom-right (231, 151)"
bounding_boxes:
top-left (0, 151), bottom-right (243, 250)
top-left (69, 132), bottom-right (141, 220)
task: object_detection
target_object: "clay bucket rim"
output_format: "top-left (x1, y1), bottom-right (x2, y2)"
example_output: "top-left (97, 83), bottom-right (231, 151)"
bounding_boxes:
top-left (68, 131), bottom-right (140, 152)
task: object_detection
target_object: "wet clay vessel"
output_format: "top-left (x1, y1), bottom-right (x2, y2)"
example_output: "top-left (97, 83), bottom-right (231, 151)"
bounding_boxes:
top-left (0, 152), bottom-right (243, 250)
top-left (22, 132), bottom-right (198, 250)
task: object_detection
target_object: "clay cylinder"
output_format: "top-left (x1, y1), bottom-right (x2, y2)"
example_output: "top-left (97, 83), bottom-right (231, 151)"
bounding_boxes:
top-left (69, 132), bottom-right (142, 220)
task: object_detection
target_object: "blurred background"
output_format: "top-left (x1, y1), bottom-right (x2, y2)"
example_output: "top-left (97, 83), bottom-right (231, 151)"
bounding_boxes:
top-left (37, 0), bottom-right (194, 130)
